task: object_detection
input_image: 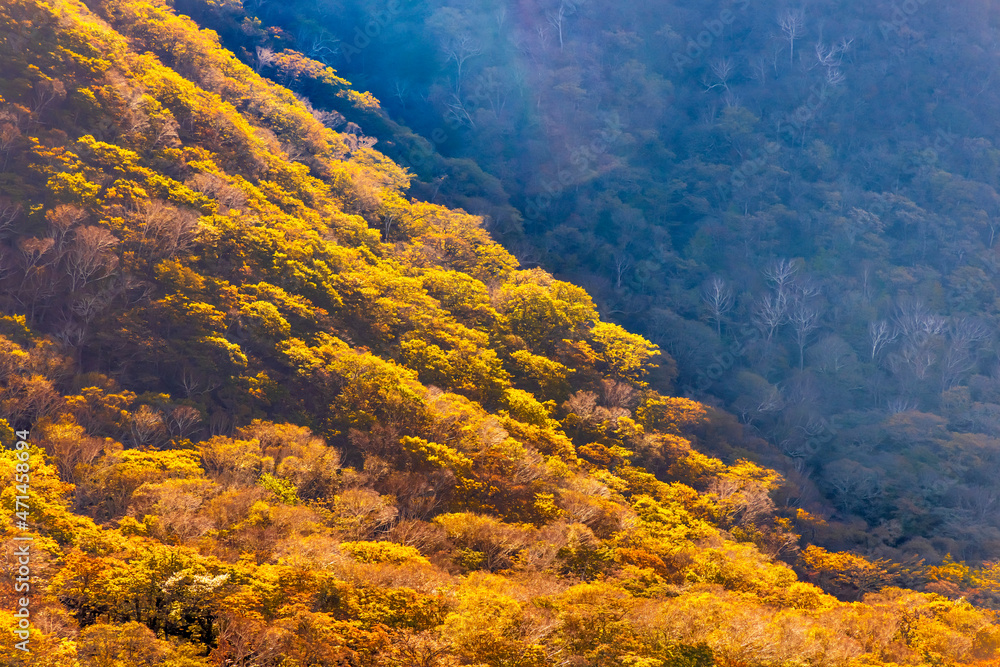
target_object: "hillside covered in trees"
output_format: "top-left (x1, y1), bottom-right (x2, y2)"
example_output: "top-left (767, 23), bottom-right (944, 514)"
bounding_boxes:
top-left (3, 0), bottom-right (1000, 665)
top-left (168, 0), bottom-right (1000, 569)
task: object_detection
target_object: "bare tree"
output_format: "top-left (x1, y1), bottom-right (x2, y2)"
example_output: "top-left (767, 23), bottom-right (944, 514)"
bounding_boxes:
top-left (612, 249), bottom-right (632, 288)
top-left (494, 7), bottom-right (508, 31)
top-left (66, 226), bottom-right (118, 291)
top-left (0, 123), bottom-right (20, 170)
top-left (960, 486), bottom-right (998, 521)
top-left (129, 404), bottom-right (166, 447)
top-left (17, 236), bottom-right (54, 287)
top-left (534, 24), bottom-right (551, 50)
top-left (45, 205), bottom-right (86, 256)
top-left (391, 79), bottom-right (410, 108)
top-left (31, 78), bottom-right (67, 114)
top-left (859, 263), bottom-right (876, 304)
top-left (951, 316), bottom-right (990, 347)
top-left (444, 94), bottom-right (477, 129)
top-left (894, 299), bottom-right (945, 346)
top-left (917, 314), bottom-right (948, 339)
top-left (868, 320), bottom-right (896, 361)
top-left (815, 42), bottom-right (843, 85)
top-left (167, 405), bottom-right (203, 440)
top-left (893, 300), bottom-right (929, 338)
top-left (899, 342), bottom-right (936, 380)
top-left (130, 201), bottom-right (198, 261)
top-left (0, 197), bottom-right (22, 233)
top-left (887, 397), bottom-right (918, 414)
top-left (941, 344), bottom-right (975, 390)
top-left (789, 300), bottom-right (820, 369)
top-left (940, 318), bottom-right (990, 389)
top-left (342, 133), bottom-right (378, 154)
top-left (722, 90), bottom-right (743, 110)
top-left (335, 487), bottom-right (398, 540)
top-left (791, 275), bottom-right (821, 302)
top-left (546, 1), bottom-right (568, 50)
top-left (41, 424), bottom-right (104, 484)
top-left (763, 258), bottom-right (798, 299)
top-left (702, 276), bottom-right (735, 337)
top-left (750, 54), bottom-right (770, 85)
top-left (815, 36), bottom-right (853, 85)
top-left (779, 10), bottom-right (806, 67)
top-left (752, 293), bottom-right (788, 343)
top-left (187, 173), bottom-right (247, 211)
top-left (309, 33), bottom-right (340, 64)
top-left (825, 459), bottom-right (882, 514)
top-left (810, 335), bottom-right (857, 373)
top-left (212, 614), bottom-right (283, 667)
top-left (736, 384), bottom-right (784, 426)
top-left (179, 367), bottom-right (221, 399)
top-left (254, 47), bottom-right (276, 73)
top-left (826, 66), bottom-right (846, 86)
top-left (706, 58), bottom-right (735, 92)
top-left (477, 67), bottom-right (509, 119)
top-left (442, 34), bottom-right (482, 95)
top-left (299, 96), bottom-right (346, 130)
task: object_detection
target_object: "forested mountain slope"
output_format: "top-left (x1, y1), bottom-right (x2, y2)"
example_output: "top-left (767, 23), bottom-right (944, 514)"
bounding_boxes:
top-left (2, 0), bottom-right (1000, 665)
top-left (169, 0), bottom-right (1000, 567)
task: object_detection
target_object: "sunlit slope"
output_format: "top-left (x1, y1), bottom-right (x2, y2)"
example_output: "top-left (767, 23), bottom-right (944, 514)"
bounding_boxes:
top-left (180, 0), bottom-right (1000, 569)
top-left (0, 0), bottom-right (997, 665)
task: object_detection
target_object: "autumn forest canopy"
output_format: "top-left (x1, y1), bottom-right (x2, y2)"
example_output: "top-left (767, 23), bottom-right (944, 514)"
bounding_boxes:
top-left (5, 0), bottom-right (1000, 665)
